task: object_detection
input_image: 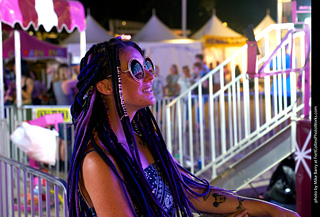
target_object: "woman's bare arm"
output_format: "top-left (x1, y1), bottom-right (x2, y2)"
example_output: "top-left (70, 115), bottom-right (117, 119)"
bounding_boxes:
top-left (189, 187), bottom-right (299, 217)
top-left (169, 154), bottom-right (299, 217)
top-left (82, 151), bottom-right (135, 217)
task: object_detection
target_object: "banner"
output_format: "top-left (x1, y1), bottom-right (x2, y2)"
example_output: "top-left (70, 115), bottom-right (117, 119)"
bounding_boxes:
top-left (203, 35), bottom-right (246, 47)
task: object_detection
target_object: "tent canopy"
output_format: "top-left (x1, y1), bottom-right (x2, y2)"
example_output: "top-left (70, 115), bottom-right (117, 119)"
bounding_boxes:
top-left (0, 0), bottom-right (85, 32)
top-left (138, 39), bottom-right (202, 82)
top-left (254, 9), bottom-right (276, 35)
top-left (132, 13), bottom-right (180, 42)
top-left (3, 30), bottom-right (67, 60)
top-left (191, 10), bottom-right (242, 39)
top-left (62, 14), bottom-right (113, 44)
top-left (62, 14), bottom-right (113, 63)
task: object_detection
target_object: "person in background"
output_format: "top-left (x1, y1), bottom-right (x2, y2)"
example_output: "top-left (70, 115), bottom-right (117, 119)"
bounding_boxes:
top-left (20, 60), bottom-right (34, 105)
top-left (30, 71), bottom-right (47, 105)
top-left (195, 54), bottom-right (210, 77)
top-left (213, 61), bottom-right (221, 92)
top-left (4, 60), bottom-right (16, 105)
top-left (165, 64), bottom-right (180, 96)
top-left (44, 61), bottom-right (60, 105)
top-left (151, 65), bottom-right (164, 100)
top-left (53, 63), bottom-right (76, 105)
top-left (177, 65), bottom-right (192, 95)
top-left (4, 60), bottom-right (34, 105)
top-left (53, 63), bottom-right (76, 169)
top-left (71, 56), bottom-right (81, 80)
top-left (192, 62), bottom-right (208, 95)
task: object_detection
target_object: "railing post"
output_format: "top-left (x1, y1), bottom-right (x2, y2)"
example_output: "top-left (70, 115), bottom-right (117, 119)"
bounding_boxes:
top-left (188, 92), bottom-right (194, 174)
top-left (303, 24), bottom-right (311, 119)
top-left (219, 67), bottom-right (226, 154)
top-left (208, 75), bottom-right (216, 178)
top-left (166, 105), bottom-right (172, 154)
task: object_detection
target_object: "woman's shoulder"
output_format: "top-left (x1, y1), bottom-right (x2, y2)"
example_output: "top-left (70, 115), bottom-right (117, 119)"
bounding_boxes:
top-left (81, 141), bottom-right (134, 216)
top-left (82, 138), bottom-right (120, 180)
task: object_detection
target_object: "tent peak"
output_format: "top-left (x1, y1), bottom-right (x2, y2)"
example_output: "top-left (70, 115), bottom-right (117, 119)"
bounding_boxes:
top-left (266, 8), bottom-right (270, 16)
top-left (212, 8), bottom-right (216, 15)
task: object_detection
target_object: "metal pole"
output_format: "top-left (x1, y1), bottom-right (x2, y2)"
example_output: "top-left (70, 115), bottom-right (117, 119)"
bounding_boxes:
top-left (14, 30), bottom-right (22, 117)
top-left (80, 30), bottom-right (87, 59)
top-left (182, 0), bottom-right (187, 37)
top-left (0, 21), bottom-right (4, 119)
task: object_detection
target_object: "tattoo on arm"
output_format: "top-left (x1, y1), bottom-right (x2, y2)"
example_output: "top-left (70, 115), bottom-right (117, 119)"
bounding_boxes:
top-left (236, 197), bottom-right (245, 210)
top-left (211, 193), bottom-right (227, 207)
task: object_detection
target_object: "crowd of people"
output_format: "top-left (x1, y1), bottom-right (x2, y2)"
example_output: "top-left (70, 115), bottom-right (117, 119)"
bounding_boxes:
top-left (2, 53), bottom-right (242, 107)
top-left (152, 54), bottom-right (241, 99)
top-left (3, 59), bottom-right (80, 107)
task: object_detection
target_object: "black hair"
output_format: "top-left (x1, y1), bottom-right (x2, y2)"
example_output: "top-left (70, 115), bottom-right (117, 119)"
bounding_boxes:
top-left (68, 38), bottom-right (211, 217)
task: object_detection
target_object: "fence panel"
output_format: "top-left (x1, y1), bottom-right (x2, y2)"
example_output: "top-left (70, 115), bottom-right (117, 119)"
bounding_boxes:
top-left (0, 155), bottom-right (68, 217)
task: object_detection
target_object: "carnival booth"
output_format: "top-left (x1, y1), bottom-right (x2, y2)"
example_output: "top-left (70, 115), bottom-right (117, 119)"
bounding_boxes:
top-left (191, 9), bottom-right (246, 69)
top-left (62, 14), bottom-right (113, 62)
top-left (0, 0), bottom-right (86, 120)
top-left (3, 30), bottom-right (67, 60)
top-left (133, 12), bottom-right (202, 80)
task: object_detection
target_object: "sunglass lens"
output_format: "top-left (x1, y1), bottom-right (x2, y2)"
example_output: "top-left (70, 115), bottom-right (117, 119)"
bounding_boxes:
top-left (131, 60), bottom-right (144, 80)
top-left (145, 58), bottom-right (155, 74)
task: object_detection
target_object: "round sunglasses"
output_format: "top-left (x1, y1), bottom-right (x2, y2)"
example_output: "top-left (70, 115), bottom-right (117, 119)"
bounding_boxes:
top-left (106, 57), bottom-right (155, 82)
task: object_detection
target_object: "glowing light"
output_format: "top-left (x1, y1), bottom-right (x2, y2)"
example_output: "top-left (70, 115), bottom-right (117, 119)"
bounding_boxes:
top-left (115, 34), bottom-right (131, 40)
top-left (222, 22), bottom-right (228, 27)
top-left (121, 21), bottom-right (127, 26)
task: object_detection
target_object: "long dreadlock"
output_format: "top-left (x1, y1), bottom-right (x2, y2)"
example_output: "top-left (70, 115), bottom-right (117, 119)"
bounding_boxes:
top-left (67, 38), bottom-right (211, 217)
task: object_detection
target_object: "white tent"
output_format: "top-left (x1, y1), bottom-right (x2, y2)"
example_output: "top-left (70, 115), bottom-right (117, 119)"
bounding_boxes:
top-left (62, 14), bottom-right (113, 62)
top-left (254, 9), bottom-right (277, 56)
top-left (191, 10), bottom-right (245, 72)
top-left (138, 39), bottom-right (202, 82)
top-left (254, 9), bottom-right (276, 35)
top-left (132, 13), bottom-right (180, 42)
top-left (191, 11), bottom-right (242, 39)
top-left (133, 12), bottom-right (201, 83)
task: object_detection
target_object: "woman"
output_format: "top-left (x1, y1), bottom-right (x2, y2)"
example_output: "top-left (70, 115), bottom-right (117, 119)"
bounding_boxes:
top-left (21, 60), bottom-right (34, 105)
top-left (53, 63), bottom-right (77, 105)
top-left (68, 38), bottom-right (299, 217)
top-left (165, 64), bottom-right (180, 96)
top-left (177, 65), bottom-right (192, 95)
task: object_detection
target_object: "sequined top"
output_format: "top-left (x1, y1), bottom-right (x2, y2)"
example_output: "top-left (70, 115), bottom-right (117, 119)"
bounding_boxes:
top-left (79, 162), bottom-right (176, 216)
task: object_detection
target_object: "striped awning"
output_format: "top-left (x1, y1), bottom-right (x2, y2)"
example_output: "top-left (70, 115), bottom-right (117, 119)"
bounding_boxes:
top-left (0, 0), bottom-right (86, 33)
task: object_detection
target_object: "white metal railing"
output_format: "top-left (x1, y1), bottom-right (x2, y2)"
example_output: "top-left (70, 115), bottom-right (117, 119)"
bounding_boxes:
top-left (165, 23), bottom-right (308, 180)
top-left (0, 155), bottom-right (68, 217)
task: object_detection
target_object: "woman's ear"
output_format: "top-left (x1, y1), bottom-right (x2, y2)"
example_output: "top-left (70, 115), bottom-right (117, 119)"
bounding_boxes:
top-left (96, 79), bottom-right (113, 96)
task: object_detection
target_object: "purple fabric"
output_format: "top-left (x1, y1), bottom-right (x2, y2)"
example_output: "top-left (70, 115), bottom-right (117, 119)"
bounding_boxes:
top-left (3, 30), bottom-right (67, 59)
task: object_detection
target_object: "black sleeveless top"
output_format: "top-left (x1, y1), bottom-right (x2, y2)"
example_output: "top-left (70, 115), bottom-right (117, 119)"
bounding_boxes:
top-left (79, 154), bottom-right (176, 216)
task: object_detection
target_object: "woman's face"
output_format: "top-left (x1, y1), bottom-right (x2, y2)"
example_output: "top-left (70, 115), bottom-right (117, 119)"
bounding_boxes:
top-left (118, 46), bottom-right (155, 111)
top-left (170, 65), bottom-right (176, 75)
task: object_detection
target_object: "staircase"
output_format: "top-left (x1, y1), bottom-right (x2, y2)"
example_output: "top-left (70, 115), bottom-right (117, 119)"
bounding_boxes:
top-left (211, 124), bottom-right (293, 190)
top-left (162, 23), bottom-right (308, 189)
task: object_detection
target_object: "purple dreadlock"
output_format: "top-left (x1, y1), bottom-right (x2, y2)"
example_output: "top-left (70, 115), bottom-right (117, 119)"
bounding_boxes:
top-left (67, 38), bottom-right (211, 217)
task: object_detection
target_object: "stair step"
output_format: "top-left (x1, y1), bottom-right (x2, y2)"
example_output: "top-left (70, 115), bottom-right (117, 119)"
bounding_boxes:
top-left (210, 124), bottom-right (294, 190)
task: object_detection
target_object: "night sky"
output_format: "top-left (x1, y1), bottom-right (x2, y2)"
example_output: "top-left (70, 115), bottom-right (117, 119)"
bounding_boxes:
top-left (79, 0), bottom-right (278, 35)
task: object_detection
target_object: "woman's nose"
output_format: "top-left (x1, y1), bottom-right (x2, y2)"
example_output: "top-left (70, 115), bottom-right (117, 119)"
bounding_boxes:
top-left (144, 68), bottom-right (155, 81)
